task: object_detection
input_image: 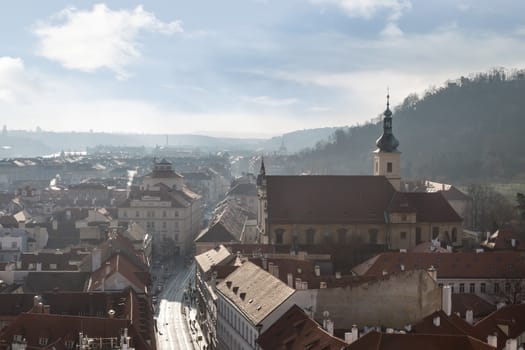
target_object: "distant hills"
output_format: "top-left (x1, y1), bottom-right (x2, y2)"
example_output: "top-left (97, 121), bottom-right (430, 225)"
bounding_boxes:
top-left (0, 125), bottom-right (340, 158)
top-left (284, 69), bottom-right (525, 183)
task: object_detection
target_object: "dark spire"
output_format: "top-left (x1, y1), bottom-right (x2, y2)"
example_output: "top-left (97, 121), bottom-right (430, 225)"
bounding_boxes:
top-left (257, 156), bottom-right (266, 186)
top-left (375, 92), bottom-right (399, 152)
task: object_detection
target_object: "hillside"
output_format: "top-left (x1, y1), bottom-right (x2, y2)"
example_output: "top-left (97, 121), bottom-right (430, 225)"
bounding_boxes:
top-left (283, 69), bottom-right (525, 183)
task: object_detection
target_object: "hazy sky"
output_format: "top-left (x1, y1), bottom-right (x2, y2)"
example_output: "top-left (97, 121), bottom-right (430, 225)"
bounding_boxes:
top-left (1, 1), bottom-right (525, 137)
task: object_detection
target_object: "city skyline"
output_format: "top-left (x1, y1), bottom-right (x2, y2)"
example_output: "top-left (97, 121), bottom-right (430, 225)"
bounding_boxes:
top-left (1, 1), bottom-right (525, 137)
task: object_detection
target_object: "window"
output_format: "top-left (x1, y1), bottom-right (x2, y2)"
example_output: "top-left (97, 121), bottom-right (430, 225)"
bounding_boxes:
top-left (65, 340), bottom-right (75, 349)
top-left (416, 227), bottom-right (422, 244)
top-left (123, 211), bottom-right (128, 218)
top-left (274, 229), bottom-right (284, 244)
top-left (459, 283), bottom-right (465, 293)
top-left (400, 231), bottom-right (407, 240)
top-left (451, 228), bottom-right (458, 242)
top-left (174, 221), bottom-right (179, 229)
top-left (469, 283), bottom-right (475, 293)
top-left (337, 229), bottom-right (347, 245)
top-left (11, 242), bottom-right (17, 249)
top-left (175, 234), bottom-right (179, 241)
top-left (481, 283), bottom-right (486, 293)
top-left (38, 337), bottom-right (48, 346)
top-left (50, 263), bottom-right (57, 270)
top-left (494, 282), bottom-right (500, 293)
top-left (432, 227), bottom-right (440, 239)
top-left (505, 282), bottom-right (511, 294)
top-left (175, 211), bottom-right (179, 217)
top-left (387, 162), bottom-right (393, 173)
top-left (450, 284), bottom-right (454, 293)
top-left (401, 214), bottom-right (407, 221)
top-left (306, 229), bottom-right (315, 245)
top-left (163, 211), bottom-right (167, 218)
top-left (135, 211), bottom-right (140, 218)
top-left (369, 229), bottom-right (378, 244)
top-left (162, 222), bottom-right (167, 229)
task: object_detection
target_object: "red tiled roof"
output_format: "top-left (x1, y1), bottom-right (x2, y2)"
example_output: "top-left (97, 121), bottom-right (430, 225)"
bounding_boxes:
top-left (473, 304), bottom-right (525, 350)
top-left (344, 331), bottom-right (495, 350)
top-left (257, 305), bottom-right (347, 350)
top-left (266, 176), bottom-right (395, 224)
top-left (414, 310), bottom-right (481, 339)
top-left (451, 294), bottom-right (496, 319)
top-left (388, 192), bottom-right (462, 222)
top-left (88, 254), bottom-right (149, 293)
top-left (352, 251), bottom-right (525, 279)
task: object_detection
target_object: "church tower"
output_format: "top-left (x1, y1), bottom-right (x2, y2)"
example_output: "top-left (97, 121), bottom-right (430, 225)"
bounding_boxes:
top-left (256, 157), bottom-right (268, 243)
top-left (374, 94), bottom-right (401, 190)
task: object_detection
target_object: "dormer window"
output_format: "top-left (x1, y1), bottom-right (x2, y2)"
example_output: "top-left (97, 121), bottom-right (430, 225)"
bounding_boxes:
top-left (38, 337), bottom-right (48, 346)
top-left (49, 263), bottom-right (57, 270)
top-left (28, 263), bottom-right (35, 270)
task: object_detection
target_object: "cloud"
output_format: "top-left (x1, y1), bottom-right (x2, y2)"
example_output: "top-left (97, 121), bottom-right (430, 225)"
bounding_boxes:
top-left (242, 95), bottom-right (299, 107)
top-left (0, 57), bottom-right (39, 104)
top-left (33, 4), bottom-right (183, 79)
top-left (312, 0), bottom-right (411, 20)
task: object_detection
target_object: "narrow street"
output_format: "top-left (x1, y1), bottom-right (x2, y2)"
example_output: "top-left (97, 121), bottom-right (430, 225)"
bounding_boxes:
top-left (155, 259), bottom-right (208, 350)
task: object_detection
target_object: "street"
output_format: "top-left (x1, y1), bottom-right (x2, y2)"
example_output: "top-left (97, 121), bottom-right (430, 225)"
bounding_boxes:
top-left (155, 258), bottom-right (208, 350)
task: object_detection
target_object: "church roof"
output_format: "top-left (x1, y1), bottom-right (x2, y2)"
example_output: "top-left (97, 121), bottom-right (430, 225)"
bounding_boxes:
top-left (266, 176), bottom-right (396, 225)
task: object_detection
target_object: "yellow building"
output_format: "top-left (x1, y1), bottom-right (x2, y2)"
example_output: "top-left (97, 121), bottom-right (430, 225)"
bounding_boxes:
top-left (256, 96), bottom-right (463, 251)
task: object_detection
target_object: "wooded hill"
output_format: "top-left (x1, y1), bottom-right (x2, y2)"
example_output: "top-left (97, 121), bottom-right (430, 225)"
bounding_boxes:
top-left (285, 69), bottom-right (525, 184)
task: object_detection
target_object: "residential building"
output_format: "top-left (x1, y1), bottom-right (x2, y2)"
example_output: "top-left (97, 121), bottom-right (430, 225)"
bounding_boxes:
top-left (0, 228), bottom-right (28, 262)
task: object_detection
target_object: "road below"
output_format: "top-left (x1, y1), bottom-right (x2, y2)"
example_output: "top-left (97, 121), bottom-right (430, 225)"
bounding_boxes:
top-left (156, 259), bottom-right (194, 350)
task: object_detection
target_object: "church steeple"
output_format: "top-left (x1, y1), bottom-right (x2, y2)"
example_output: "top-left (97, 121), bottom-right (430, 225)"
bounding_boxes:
top-left (256, 156), bottom-right (266, 186)
top-left (373, 93), bottom-right (401, 190)
top-left (375, 93), bottom-right (399, 152)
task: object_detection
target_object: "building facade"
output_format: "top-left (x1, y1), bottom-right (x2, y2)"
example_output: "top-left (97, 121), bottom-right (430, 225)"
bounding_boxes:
top-left (118, 159), bottom-right (202, 257)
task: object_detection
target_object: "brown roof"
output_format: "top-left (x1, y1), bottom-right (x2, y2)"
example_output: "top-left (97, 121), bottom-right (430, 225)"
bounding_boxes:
top-left (19, 251), bottom-right (81, 271)
top-left (228, 183), bottom-right (257, 197)
top-left (216, 261), bottom-right (295, 326)
top-left (195, 245), bottom-right (234, 274)
top-left (257, 305), bottom-right (347, 350)
top-left (344, 331), bottom-right (495, 350)
top-left (266, 176), bottom-right (395, 224)
top-left (388, 192), bottom-right (462, 222)
top-left (413, 310), bottom-right (481, 339)
top-left (451, 294), bottom-right (496, 319)
top-left (88, 254), bottom-right (149, 293)
top-left (481, 229), bottom-right (525, 251)
top-left (352, 251), bottom-right (525, 279)
top-left (473, 304), bottom-right (525, 350)
top-left (195, 200), bottom-right (246, 243)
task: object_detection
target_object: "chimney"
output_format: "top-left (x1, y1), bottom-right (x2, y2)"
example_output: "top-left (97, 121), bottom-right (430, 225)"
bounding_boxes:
top-left (36, 262), bottom-right (42, 272)
top-left (325, 319), bottom-right (334, 336)
top-left (344, 332), bottom-right (353, 344)
top-left (511, 238), bottom-right (517, 248)
top-left (465, 309), bottom-right (474, 325)
top-left (442, 285), bottom-right (452, 316)
top-left (427, 265), bottom-right (437, 281)
top-left (386, 328), bottom-right (394, 334)
top-left (108, 309), bottom-right (116, 319)
top-left (487, 334), bottom-right (497, 347)
top-left (287, 273), bottom-right (293, 288)
top-left (320, 281), bottom-right (327, 289)
top-left (351, 324), bottom-right (359, 342)
top-left (433, 316), bottom-right (440, 327)
top-left (43, 305), bottom-right (50, 314)
top-left (33, 295), bottom-right (42, 307)
top-left (105, 262), bottom-right (111, 276)
top-left (314, 265), bottom-right (321, 277)
top-left (400, 264), bottom-right (405, 271)
top-left (335, 271), bottom-right (342, 279)
top-left (382, 270), bottom-right (388, 276)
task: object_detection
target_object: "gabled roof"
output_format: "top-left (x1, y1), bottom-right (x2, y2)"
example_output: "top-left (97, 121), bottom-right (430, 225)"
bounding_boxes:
top-left (257, 304), bottom-right (347, 350)
top-left (88, 254), bottom-right (149, 293)
top-left (195, 245), bottom-right (234, 274)
top-left (216, 261), bottom-right (295, 326)
top-left (195, 201), bottom-right (246, 243)
top-left (351, 251), bottom-right (525, 279)
top-left (473, 304), bottom-right (525, 350)
top-left (413, 310), bottom-right (480, 339)
top-left (267, 176), bottom-right (395, 224)
top-left (228, 183), bottom-right (257, 197)
top-left (451, 294), bottom-right (496, 319)
top-left (344, 331), bottom-right (495, 350)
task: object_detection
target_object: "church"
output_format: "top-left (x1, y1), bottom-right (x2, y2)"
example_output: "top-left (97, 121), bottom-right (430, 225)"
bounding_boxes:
top-left (256, 96), bottom-right (463, 251)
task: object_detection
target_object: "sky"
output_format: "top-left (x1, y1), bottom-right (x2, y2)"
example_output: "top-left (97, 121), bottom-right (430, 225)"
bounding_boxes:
top-left (1, 1), bottom-right (525, 138)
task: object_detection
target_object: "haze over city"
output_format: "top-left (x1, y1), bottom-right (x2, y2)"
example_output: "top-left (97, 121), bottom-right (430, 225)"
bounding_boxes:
top-left (2, 0), bottom-right (525, 136)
